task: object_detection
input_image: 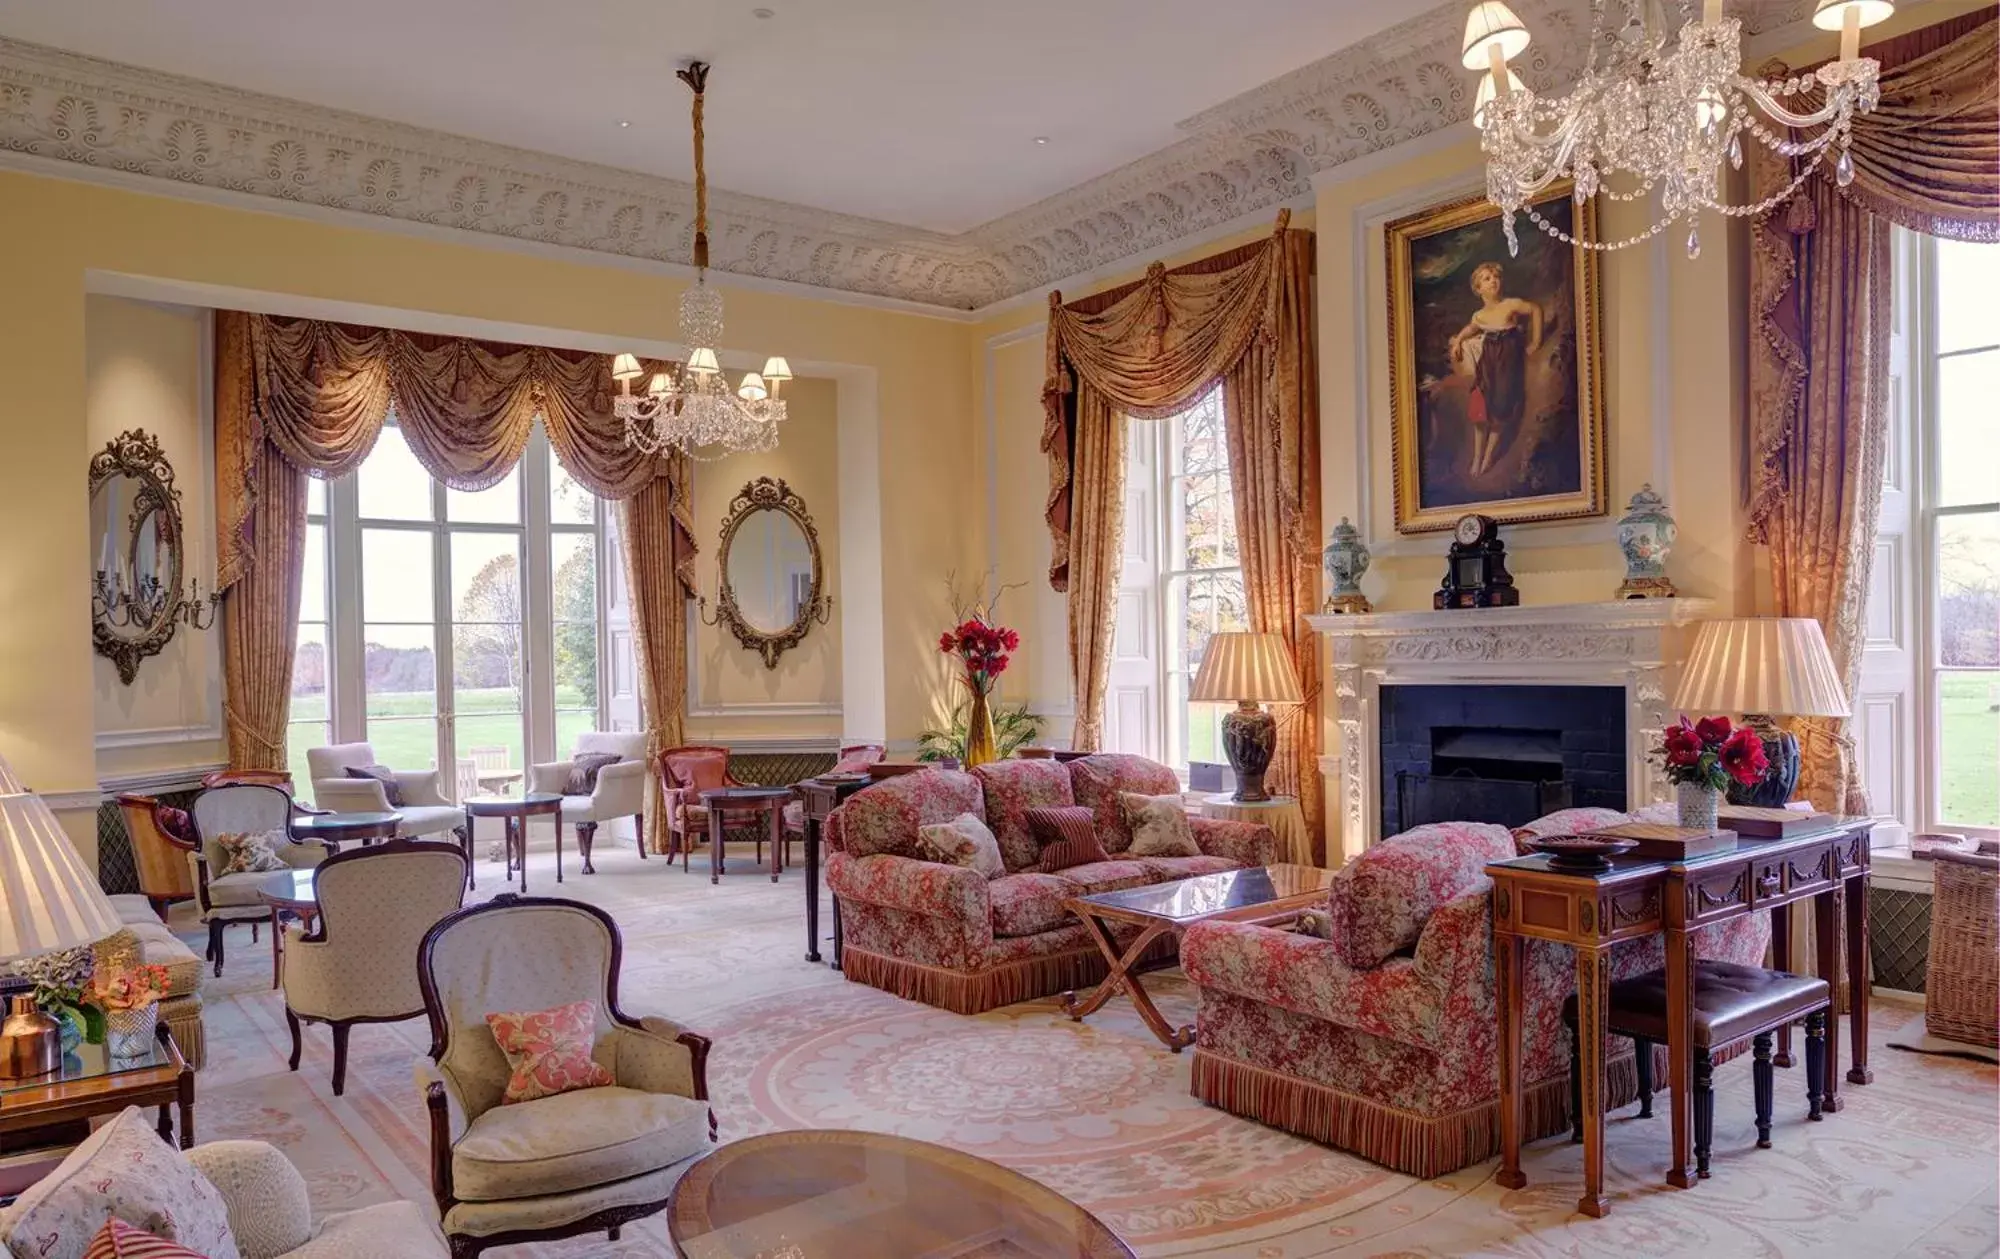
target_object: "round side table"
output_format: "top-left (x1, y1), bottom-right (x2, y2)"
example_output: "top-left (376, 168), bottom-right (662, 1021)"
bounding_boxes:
top-left (289, 810), bottom-right (400, 852)
top-left (1200, 793), bottom-right (1313, 866)
top-left (698, 787), bottom-right (794, 885)
top-left (257, 868), bottom-right (318, 991)
top-left (465, 792), bottom-right (564, 892)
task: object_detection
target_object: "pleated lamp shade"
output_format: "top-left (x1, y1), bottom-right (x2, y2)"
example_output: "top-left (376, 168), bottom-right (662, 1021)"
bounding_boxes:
top-left (1671, 618), bottom-right (1851, 719)
top-left (0, 778), bottom-right (123, 962)
top-left (1189, 633), bottom-right (1304, 705)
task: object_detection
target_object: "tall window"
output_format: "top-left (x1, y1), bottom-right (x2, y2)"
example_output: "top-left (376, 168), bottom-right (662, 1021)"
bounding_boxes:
top-left (284, 425), bottom-right (606, 803)
top-left (1163, 390), bottom-right (1245, 772)
top-left (1926, 237), bottom-right (1999, 831)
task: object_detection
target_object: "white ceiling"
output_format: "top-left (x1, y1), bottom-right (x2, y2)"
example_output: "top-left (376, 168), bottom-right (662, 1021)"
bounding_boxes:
top-left (0, 0), bottom-right (1418, 234)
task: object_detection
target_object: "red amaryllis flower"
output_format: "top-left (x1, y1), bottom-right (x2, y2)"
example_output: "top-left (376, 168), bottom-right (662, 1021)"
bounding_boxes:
top-left (1719, 726), bottom-right (1770, 786)
top-left (938, 632), bottom-right (956, 653)
top-left (1662, 723), bottom-right (1701, 768)
top-left (1694, 715), bottom-right (1733, 748)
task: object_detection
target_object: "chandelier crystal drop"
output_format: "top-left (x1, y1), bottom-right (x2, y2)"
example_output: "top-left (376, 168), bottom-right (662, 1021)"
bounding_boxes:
top-left (1464, 0), bottom-right (1893, 257)
top-left (617, 61), bottom-right (790, 460)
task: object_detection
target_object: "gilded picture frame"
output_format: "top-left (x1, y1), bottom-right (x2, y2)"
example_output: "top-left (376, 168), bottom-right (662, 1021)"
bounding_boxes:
top-left (1387, 183), bottom-right (1605, 535)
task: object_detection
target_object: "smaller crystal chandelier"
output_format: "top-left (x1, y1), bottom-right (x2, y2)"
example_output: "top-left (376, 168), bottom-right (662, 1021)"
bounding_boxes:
top-left (1465, 0), bottom-right (1895, 259)
top-left (616, 61), bottom-right (791, 460)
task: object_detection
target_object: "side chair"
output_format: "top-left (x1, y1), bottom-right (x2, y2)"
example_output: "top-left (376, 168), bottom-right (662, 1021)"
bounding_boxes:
top-left (190, 783), bottom-right (330, 977)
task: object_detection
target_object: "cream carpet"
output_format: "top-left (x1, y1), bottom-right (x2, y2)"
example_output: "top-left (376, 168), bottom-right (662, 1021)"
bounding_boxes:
top-left (180, 837), bottom-right (2000, 1258)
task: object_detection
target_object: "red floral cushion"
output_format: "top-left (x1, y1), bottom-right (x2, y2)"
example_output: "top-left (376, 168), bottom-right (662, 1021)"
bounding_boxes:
top-left (1327, 821), bottom-right (1517, 969)
top-left (664, 751), bottom-right (730, 793)
top-left (1511, 807), bottom-right (1632, 852)
top-left (1066, 754), bottom-right (1179, 852)
top-left (971, 759), bottom-right (1076, 871)
top-left (1026, 805), bottom-right (1110, 872)
top-left (83, 1219), bottom-right (209, 1258)
top-left (834, 769), bottom-right (985, 860)
top-left (485, 999), bottom-right (615, 1104)
top-left (155, 805), bottom-right (197, 846)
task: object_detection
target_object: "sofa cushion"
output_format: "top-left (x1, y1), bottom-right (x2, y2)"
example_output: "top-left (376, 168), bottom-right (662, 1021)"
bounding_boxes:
top-left (450, 1086), bottom-right (710, 1202)
top-left (205, 868), bottom-right (280, 909)
top-left (1327, 821), bottom-right (1517, 969)
top-left (1053, 859), bottom-right (1153, 895)
top-left (970, 760), bottom-right (1075, 872)
top-left (97, 924), bottom-right (201, 1002)
top-left (1, 1107), bottom-right (240, 1259)
top-left (835, 770), bottom-right (985, 860)
top-left (1136, 854), bottom-right (1239, 882)
top-left (1067, 754), bottom-right (1179, 853)
top-left (915, 813), bottom-right (1005, 880)
top-left (214, 830), bottom-right (287, 877)
top-left (1122, 792), bottom-right (1199, 857)
top-left (343, 763), bottom-right (405, 807)
top-left (83, 1218), bottom-right (207, 1258)
top-left (486, 1000), bottom-right (615, 1105)
top-left (1026, 806), bottom-right (1109, 872)
top-left (564, 751), bottom-right (623, 796)
top-left (989, 873), bottom-right (1077, 937)
top-left (1511, 807), bottom-right (1632, 851)
top-left (394, 804), bottom-right (466, 837)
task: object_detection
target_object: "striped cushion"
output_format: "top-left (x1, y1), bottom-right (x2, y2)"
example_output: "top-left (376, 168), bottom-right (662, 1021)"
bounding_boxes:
top-left (83, 1219), bottom-right (210, 1257)
top-left (1025, 805), bottom-right (1109, 873)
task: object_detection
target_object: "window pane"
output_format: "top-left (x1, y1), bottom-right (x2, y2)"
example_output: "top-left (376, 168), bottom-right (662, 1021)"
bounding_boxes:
top-left (306, 476), bottom-right (326, 518)
top-left (1940, 512), bottom-right (2000, 668)
top-left (555, 708), bottom-right (598, 757)
top-left (1181, 391), bottom-right (1225, 477)
top-left (453, 623), bottom-right (523, 710)
top-left (446, 464), bottom-right (521, 524)
top-left (1938, 670), bottom-right (1999, 826)
top-left (364, 623), bottom-right (437, 719)
top-left (362, 529), bottom-right (433, 623)
top-left (357, 424), bottom-right (432, 521)
top-left (450, 533), bottom-right (521, 625)
top-left (286, 723), bottom-right (330, 806)
top-left (291, 623), bottom-right (329, 723)
top-left (550, 459), bottom-right (597, 525)
top-left (1938, 350), bottom-right (2000, 508)
top-left (552, 532), bottom-right (599, 714)
top-left (300, 523), bottom-right (328, 623)
top-left (1937, 240), bottom-right (2000, 355)
top-left (454, 714), bottom-right (525, 800)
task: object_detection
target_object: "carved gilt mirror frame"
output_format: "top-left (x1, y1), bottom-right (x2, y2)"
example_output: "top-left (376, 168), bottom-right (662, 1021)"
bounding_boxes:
top-left (89, 429), bottom-right (189, 685)
top-left (704, 477), bottom-right (832, 670)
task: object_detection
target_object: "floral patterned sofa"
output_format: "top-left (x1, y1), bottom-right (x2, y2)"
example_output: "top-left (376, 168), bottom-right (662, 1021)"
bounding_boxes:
top-left (825, 755), bottom-right (1276, 1015)
top-left (1179, 811), bottom-right (1770, 1178)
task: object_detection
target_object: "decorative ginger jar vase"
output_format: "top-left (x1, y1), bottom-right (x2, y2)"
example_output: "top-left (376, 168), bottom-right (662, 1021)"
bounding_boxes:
top-left (1322, 516), bottom-right (1372, 614)
top-left (1615, 484), bottom-right (1678, 599)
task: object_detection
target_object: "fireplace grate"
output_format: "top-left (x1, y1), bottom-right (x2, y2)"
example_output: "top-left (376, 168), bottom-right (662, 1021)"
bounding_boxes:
top-left (1395, 770), bottom-right (1571, 832)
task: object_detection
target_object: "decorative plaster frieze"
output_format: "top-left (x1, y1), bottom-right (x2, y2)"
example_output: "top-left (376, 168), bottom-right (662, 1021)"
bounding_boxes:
top-left (0, 0), bottom-right (1824, 311)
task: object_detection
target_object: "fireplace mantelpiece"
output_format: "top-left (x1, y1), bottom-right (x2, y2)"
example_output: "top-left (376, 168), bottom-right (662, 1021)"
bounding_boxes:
top-left (1307, 600), bottom-right (1714, 862)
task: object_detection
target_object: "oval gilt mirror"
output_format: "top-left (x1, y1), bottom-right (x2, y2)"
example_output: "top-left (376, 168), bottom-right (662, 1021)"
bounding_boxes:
top-left (709, 478), bottom-right (831, 669)
top-left (89, 429), bottom-right (188, 684)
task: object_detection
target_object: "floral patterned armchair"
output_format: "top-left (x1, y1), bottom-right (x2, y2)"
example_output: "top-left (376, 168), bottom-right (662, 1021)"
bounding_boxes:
top-left (825, 755), bottom-right (1275, 1015)
top-left (1179, 816), bottom-right (1770, 1178)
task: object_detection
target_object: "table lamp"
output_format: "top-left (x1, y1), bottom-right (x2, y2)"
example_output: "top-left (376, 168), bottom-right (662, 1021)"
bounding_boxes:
top-left (1670, 618), bottom-right (1851, 808)
top-left (1189, 632), bottom-right (1304, 803)
top-left (0, 755), bottom-right (124, 1078)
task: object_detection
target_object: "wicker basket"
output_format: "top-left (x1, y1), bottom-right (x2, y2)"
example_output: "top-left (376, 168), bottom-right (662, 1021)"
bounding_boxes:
top-left (1925, 848), bottom-right (1999, 1048)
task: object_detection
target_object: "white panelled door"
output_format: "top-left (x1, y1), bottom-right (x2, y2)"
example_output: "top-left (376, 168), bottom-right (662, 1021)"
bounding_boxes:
top-left (1103, 415), bottom-right (1160, 759)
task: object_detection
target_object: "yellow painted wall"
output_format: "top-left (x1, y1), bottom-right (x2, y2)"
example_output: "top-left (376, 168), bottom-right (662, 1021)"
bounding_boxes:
top-left (85, 296), bottom-right (229, 782)
top-left (685, 375), bottom-right (845, 743)
top-left (0, 170), bottom-right (979, 867)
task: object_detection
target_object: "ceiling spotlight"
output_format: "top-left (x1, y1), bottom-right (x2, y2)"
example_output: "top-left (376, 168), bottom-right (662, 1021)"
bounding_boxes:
top-left (1034, 136), bottom-right (1050, 145)
top-left (618, 119), bottom-right (632, 128)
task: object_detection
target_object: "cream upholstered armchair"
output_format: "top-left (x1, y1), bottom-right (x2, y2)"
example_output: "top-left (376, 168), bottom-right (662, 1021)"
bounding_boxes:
top-left (283, 840), bottom-right (468, 1097)
top-left (306, 741), bottom-right (465, 839)
top-left (415, 895), bottom-right (714, 1257)
top-left (190, 784), bottom-right (329, 977)
top-left (526, 730), bottom-right (648, 874)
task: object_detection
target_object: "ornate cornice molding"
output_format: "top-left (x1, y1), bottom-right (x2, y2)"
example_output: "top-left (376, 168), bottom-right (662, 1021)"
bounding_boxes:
top-left (0, 0), bottom-right (1821, 312)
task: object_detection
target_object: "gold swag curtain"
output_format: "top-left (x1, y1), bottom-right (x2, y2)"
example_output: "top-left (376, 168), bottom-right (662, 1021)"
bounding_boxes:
top-left (214, 310), bottom-right (698, 776)
top-left (1043, 212), bottom-right (1323, 852)
top-left (1746, 13), bottom-right (1999, 819)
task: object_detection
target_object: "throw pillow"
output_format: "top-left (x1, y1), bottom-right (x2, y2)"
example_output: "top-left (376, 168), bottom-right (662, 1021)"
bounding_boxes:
top-left (213, 830), bottom-right (287, 877)
top-left (1120, 792), bottom-right (1199, 857)
top-left (1025, 805), bottom-right (1110, 873)
top-left (1295, 908), bottom-right (1335, 939)
top-left (564, 752), bottom-right (623, 796)
top-left (83, 1219), bottom-right (210, 1259)
top-left (914, 812), bottom-right (1005, 880)
top-left (342, 763), bottom-right (405, 807)
top-left (2, 1106), bottom-right (239, 1259)
top-left (154, 804), bottom-right (197, 847)
top-left (486, 999), bottom-right (614, 1105)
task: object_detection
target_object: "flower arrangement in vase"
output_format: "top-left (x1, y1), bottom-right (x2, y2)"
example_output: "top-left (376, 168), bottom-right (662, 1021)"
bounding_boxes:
top-left (935, 579), bottom-right (1022, 770)
top-left (91, 961), bottom-right (172, 1059)
top-left (1656, 715), bottom-right (1769, 829)
top-left (13, 945), bottom-right (103, 1054)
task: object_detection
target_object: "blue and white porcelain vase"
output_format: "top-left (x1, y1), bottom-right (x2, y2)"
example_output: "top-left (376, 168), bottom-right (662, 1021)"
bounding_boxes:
top-left (1322, 516), bottom-right (1372, 614)
top-left (1615, 484), bottom-right (1678, 599)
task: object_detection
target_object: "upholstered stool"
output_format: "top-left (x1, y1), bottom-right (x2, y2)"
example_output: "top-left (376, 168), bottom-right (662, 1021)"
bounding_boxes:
top-left (1563, 959), bottom-right (1831, 1177)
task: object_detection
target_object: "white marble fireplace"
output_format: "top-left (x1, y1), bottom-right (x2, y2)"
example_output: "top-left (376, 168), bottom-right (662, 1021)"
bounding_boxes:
top-left (1308, 599), bottom-right (1714, 863)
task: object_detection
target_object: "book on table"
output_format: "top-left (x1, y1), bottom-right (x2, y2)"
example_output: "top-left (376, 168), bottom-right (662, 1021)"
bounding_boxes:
top-left (1578, 821), bottom-right (1737, 860)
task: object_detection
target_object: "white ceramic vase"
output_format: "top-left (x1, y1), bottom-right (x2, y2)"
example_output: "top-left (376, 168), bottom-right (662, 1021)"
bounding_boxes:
top-left (104, 1005), bottom-right (157, 1059)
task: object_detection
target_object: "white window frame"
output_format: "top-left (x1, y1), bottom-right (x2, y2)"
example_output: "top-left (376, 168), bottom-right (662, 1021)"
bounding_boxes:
top-left (293, 424), bottom-right (609, 801)
top-left (1154, 389), bottom-right (1242, 776)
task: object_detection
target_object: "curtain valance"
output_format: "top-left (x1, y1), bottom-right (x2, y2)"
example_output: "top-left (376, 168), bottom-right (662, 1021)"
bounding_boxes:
top-left (216, 311), bottom-right (694, 595)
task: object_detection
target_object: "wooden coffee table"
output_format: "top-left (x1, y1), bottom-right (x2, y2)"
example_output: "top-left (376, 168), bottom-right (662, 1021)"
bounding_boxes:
top-left (666, 1129), bottom-right (1133, 1257)
top-left (0, 1023), bottom-right (193, 1152)
top-left (1062, 863), bottom-right (1336, 1051)
top-left (698, 787), bottom-right (794, 885)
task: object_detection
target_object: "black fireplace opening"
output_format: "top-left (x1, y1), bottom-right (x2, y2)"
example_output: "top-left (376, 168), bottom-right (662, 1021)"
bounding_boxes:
top-left (1380, 684), bottom-right (1626, 836)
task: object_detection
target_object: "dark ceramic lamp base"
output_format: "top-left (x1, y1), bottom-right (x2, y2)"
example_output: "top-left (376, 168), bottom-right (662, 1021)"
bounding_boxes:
top-left (1724, 717), bottom-right (1802, 808)
top-left (1222, 701), bottom-right (1277, 803)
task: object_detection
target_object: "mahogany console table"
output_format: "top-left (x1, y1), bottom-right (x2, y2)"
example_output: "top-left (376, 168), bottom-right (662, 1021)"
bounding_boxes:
top-left (1486, 816), bottom-right (1873, 1217)
top-left (797, 775), bottom-right (873, 966)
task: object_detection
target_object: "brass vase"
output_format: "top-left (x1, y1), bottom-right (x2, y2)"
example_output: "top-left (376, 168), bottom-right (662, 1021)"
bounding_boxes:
top-left (964, 686), bottom-right (999, 769)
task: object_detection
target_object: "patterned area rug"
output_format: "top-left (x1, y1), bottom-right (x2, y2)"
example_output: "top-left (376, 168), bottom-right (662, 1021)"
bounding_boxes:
top-left (179, 838), bottom-right (1999, 1257)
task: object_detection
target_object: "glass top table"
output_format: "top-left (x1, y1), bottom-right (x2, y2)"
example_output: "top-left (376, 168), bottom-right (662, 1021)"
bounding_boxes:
top-left (666, 1129), bottom-right (1133, 1257)
top-left (1074, 862), bottom-right (1335, 923)
top-left (0, 1035), bottom-right (169, 1097)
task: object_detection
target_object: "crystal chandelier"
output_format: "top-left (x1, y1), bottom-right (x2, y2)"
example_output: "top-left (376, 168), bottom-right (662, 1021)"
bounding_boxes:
top-left (616, 61), bottom-right (790, 460)
top-left (1464, 0), bottom-right (1894, 259)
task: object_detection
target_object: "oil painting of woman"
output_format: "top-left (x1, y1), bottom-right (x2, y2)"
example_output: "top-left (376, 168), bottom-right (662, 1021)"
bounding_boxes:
top-left (1387, 186), bottom-right (1605, 534)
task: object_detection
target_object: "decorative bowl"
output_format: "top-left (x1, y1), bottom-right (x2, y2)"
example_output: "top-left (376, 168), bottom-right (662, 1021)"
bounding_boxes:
top-left (1526, 834), bottom-right (1640, 872)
